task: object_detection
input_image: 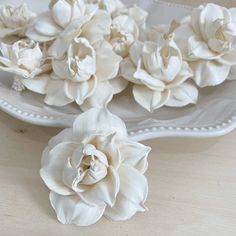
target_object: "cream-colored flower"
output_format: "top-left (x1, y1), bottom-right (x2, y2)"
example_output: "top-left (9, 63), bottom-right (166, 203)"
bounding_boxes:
top-left (175, 3), bottom-right (236, 87)
top-left (23, 38), bottom-right (121, 108)
top-left (109, 14), bottom-right (139, 57)
top-left (0, 4), bottom-right (35, 40)
top-left (121, 34), bottom-right (198, 112)
top-left (40, 108), bottom-right (151, 226)
top-left (108, 4), bottom-right (148, 58)
top-left (0, 39), bottom-right (51, 90)
top-left (26, 0), bottom-right (98, 42)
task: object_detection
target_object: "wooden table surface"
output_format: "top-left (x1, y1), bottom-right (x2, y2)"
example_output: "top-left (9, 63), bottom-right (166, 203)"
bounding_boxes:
top-left (1, 1), bottom-right (236, 235)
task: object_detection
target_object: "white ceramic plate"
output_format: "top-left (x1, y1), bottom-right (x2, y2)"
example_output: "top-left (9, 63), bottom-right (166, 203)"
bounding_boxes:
top-left (1, 0), bottom-right (236, 141)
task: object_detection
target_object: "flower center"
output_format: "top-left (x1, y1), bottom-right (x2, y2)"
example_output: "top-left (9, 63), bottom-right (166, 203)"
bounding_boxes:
top-left (62, 143), bottom-right (109, 192)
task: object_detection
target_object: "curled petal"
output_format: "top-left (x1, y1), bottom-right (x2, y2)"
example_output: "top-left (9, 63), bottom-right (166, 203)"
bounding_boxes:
top-left (166, 81), bottom-right (198, 107)
top-left (166, 61), bottom-right (193, 89)
top-left (104, 192), bottom-right (145, 221)
top-left (79, 166), bottom-right (120, 207)
top-left (134, 67), bottom-right (165, 90)
top-left (104, 164), bottom-right (148, 221)
top-left (40, 142), bottom-right (79, 195)
top-left (50, 192), bottom-right (106, 226)
top-left (44, 79), bottom-right (73, 106)
top-left (191, 60), bottom-right (231, 87)
top-left (65, 77), bottom-right (97, 105)
top-left (94, 133), bottom-right (121, 169)
top-left (187, 35), bottom-right (217, 60)
top-left (120, 140), bottom-right (151, 174)
top-left (80, 81), bottom-right (113, 110)
top-left (133, 85), bottom-right (170, 112)
top-left (22, 75), bottom-right (49, 94)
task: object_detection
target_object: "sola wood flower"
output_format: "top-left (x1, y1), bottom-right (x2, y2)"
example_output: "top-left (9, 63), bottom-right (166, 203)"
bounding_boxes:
top-left (121, 28), bottom-right (198, 112)
top-left (88, 1), bottom-right (148, 94)
top-left (22, 38), bottom-right (121, 109)
top-left (26, 0), bottom-right (98, 43)
top-left (23, 0), bottom-right (123, 109)
top-left (108, 4), bottom-right (148, 58)
top-left (175, 3), bottom-right (236, 87)
top-left (0, 4), bottom-right (35, 41)
top-left (40, 108), bottom-right (151, 226)
top-left (0, 39), bottom-right (51, 91)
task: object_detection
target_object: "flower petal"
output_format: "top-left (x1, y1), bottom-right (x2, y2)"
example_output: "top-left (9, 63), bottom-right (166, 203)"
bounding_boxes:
top-left (51, 0), bottom-right (72, 28)
top-left (22, 75), bottom-right (49, 94)
top-left (80, 81), bottom-right (113, 110)
top-left (26, 12), bottom-right (61, 42)
top-left (134, 67), bottom-right (165, 90)
top-left (175, 23), bottom-right (197, 60)
top-left (50, 192), bottom-right (106, 226)
top-left (48, 128), bottom-right (74, 148)
top-left (191, 60), bottom-right (231, 87)
top-left (73, 108), bottom-right (127, 139)
top-left (65, 77), bottom-right (97, 105)
top-left (166, 81), bottom-right (198, 107)
top-left (44, 79), bottom-right (74, 106)
top-left (218, 47), bottom-right (236, 65)
top-left (48, 16), bottom-right (91, 58)
top-left (109, 76), bottom-right (129, 94)
top-left (133, 85), bottom-right (170, 112)
top-left (120, 58), bottom-right (140, 84)
top-left (96, 41), bottom-right (122, 81)
top-left (82, 10), bottom-right (112, 45)
top-left (118, 164), bottom-right (148, 207)
top-left (94, 133), bottom-right (121, 169)
top-left (104, 164), bottom-right (148, 221)
top-left (40, 142), bottom-right (79, 195)
top-left (79, 166), bottom-right (120, 207)
top-left (166, 61), bottom-right (193, 89)
top-left (129, 41), bottom-right (143, 66)
top-left (104, 192), bottom-right (145, 221)
top-left (120, 140), bottom-right (151, 174)
top-left (187, 35), bottom-right (217, 60)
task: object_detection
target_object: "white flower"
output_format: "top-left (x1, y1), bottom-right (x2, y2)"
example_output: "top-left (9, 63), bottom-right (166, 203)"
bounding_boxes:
top-left (121, 33), bottom-right (198, 112)
top-left (0, 4), bottom-right (35, 40)
top-left (0, 39), bottom-right (51, 84)
top-left (109, 14), bottom-right (139, 57)
top-left (108, 5), bottom-right (148, 58)
top-left (26, 0), bottom-right (98, 42)
top-left (23, 39), bottom-right (121, 108)
top-left (175, 3), bottom-right (236, 87)
top-left (40, 108), bottom-right (151, 226)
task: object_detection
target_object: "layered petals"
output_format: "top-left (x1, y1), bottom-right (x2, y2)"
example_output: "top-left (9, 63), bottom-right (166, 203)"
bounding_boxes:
top-left (175, 3), bottom-right (236, 87)
top-left (41, 109), bottom-right (150, 226)
top-left (50, 192), bottom-right (106, 226)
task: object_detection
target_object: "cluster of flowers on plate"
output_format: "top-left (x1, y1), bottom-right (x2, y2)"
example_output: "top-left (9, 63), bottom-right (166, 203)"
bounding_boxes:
top-left (1, 0), bottom-right (236, 227)
top-left (0, 1), bottom-right (236, 112)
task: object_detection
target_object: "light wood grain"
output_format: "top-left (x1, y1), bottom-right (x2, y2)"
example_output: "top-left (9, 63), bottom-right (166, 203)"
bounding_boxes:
top-left (1, 1), bottom-right (236, 235)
